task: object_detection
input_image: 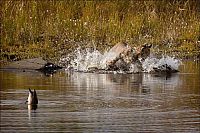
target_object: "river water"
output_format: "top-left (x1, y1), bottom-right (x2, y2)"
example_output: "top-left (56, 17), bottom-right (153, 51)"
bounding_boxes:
top-left (0, 61), bottom-right (199, 132)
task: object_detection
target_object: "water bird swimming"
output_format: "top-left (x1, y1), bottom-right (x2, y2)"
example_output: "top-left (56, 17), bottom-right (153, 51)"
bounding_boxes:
top-left (26, 88), bottom-right (38, 105)
top-left (37, 62), bottom-right (63, 76)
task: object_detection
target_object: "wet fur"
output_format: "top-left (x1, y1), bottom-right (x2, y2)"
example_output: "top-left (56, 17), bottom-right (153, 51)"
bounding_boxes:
top-left (106, 42), bottom-right (152, 70)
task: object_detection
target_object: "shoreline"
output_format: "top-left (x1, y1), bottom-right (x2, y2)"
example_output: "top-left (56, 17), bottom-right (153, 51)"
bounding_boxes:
top-left (1, 51), bottom-right (199, 69)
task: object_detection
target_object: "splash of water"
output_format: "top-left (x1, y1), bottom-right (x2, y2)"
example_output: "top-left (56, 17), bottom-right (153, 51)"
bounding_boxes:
top-left (142, 56), bottom-right (182, 73)
top-left (59, 48), bottom-right (181, 73)
top-left (59, 48), bottom-right (103, 72)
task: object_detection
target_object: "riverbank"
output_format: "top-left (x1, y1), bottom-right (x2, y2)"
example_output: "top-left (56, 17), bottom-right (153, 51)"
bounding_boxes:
top-left (1, 1), bottom-right (200, 61)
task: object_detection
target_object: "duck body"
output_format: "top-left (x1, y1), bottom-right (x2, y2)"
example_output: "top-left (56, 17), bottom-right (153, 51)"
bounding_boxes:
top-left (27, 88), bottom-right (38, 105)
top-left (37, 62), bottom-right (62, 75)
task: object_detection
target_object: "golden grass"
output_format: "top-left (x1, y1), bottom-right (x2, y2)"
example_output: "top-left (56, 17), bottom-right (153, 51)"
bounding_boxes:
top-left (1, 0), bottom-right (200, 60)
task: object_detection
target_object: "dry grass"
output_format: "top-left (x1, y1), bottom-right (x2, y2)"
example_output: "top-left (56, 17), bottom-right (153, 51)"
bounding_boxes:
top-left (1, 0), bottom-right (200, 61)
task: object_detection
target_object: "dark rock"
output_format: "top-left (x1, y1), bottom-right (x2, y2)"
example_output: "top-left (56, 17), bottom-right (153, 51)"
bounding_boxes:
top-left (37, 62), bottom-right (62, 75)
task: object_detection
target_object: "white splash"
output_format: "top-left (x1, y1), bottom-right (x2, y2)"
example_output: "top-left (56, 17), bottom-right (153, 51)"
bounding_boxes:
top-left (142, 56), bottom-right (182, 73)
top-left (59, 48), bottom-right (182, 73)
top-left (70, 48), bottom-right (103, 71)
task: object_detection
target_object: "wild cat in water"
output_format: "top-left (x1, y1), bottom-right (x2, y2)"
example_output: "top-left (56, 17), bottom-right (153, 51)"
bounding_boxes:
top-left (26, 88), bottom-right (38, 110)
top-left (104, 42), bottom-right (152, 71)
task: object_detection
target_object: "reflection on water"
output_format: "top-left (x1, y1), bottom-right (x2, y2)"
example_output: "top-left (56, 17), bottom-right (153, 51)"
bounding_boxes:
top-left (0, 61), bottom-right (199, 132)
top-left (28, 104), bottom-right (38, 111)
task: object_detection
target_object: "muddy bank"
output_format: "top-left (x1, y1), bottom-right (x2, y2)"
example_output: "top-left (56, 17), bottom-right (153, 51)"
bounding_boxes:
top-left (1, 58), bottom-right (47, 70)
top-left (1, 58), bottom-right (62, 75)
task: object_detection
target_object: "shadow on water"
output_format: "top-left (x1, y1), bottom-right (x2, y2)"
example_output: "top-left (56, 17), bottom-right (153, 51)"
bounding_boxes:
top-left (0, 61), bottom-right (199, 132)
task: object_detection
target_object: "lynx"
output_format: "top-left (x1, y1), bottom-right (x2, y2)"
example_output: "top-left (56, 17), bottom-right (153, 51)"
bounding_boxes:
top-left (105, 42), bottom-right (152, 70)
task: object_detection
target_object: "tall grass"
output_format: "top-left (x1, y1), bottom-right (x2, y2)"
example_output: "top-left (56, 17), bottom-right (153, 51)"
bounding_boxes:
top-left (1, 0), bottom-right (200, 60)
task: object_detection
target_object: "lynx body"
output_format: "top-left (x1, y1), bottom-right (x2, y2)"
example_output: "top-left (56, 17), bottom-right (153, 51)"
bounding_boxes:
top-left (104, 42), bottom-right (152, 70)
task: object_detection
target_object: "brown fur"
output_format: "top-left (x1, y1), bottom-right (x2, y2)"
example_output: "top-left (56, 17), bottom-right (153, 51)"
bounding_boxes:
top-left (106, 42), bottom-right (132, 63)
top-left (133, 43), bottom-right (152, 61)
top-left (106, 42), bottom-right (152, 70)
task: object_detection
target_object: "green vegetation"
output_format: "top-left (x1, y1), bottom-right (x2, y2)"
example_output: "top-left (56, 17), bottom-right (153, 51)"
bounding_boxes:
top-left (1, 0), bottom-right (200, 62)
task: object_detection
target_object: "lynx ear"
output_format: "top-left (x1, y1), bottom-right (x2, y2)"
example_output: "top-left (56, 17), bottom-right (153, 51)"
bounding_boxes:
top-left (147, 43), bottom-right (152, 48)
top-left (142, 43), bottom-right (152, 48)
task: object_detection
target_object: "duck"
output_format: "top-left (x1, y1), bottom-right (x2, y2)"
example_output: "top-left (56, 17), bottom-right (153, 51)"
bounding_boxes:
top-left (37, 62), bottom-right (62, 76)
top-left (26, 88), bottom-right (38, 105)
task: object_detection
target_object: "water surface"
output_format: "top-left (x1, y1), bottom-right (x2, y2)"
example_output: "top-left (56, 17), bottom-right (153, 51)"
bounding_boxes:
top-left (0, 61), bottom-right (199, 132)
